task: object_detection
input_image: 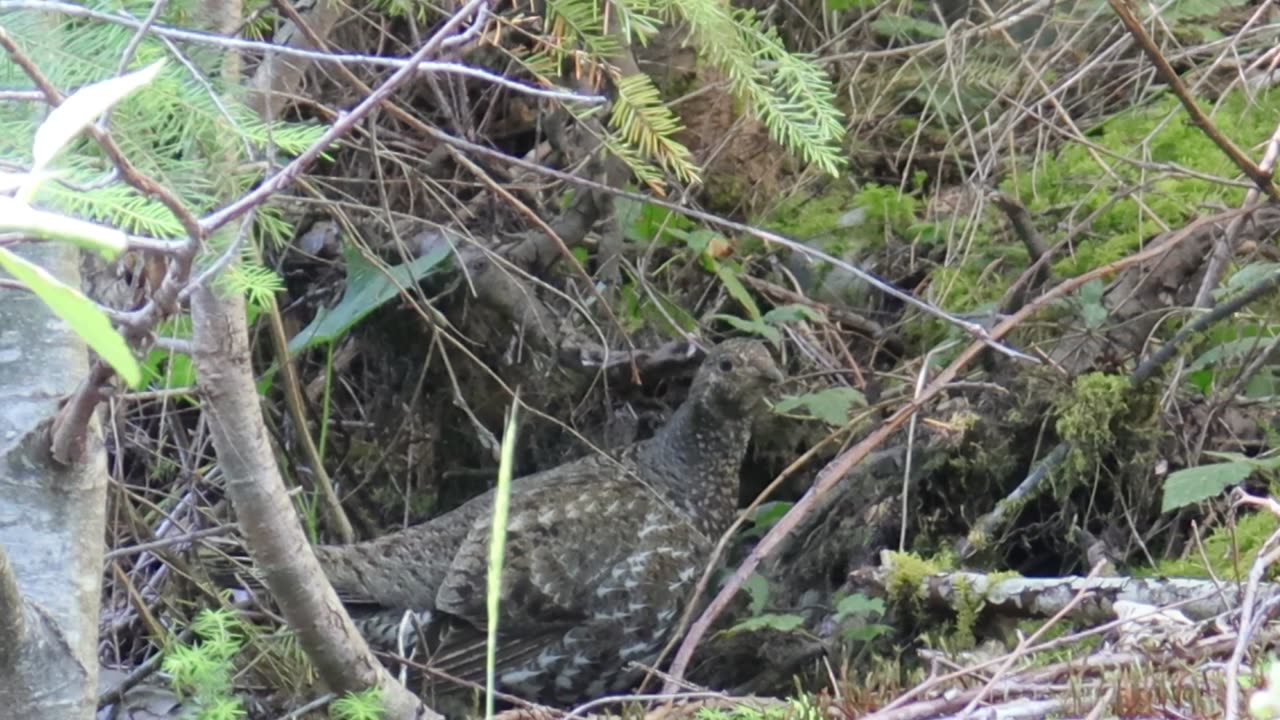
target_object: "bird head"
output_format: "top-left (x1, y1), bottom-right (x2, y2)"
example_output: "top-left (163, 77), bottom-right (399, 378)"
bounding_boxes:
top-left (690, 338), bottom-right (784, 416)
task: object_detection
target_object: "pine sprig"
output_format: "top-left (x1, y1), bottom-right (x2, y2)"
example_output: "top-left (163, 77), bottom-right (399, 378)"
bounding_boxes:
top-left (544, 0), bottom-right (620, 58)
top-left (752, 21), bottom-right (845, 174)
top-left (670, 1), bottom-right (846, 176)
top-left (0, 5), bottom-right (321, 242)
top-left (515, 0), bottom-right (846, 185)
top-left (610, 74), bottom-right (701, 184)
top-left (599, 132), bottom-right (669, 191)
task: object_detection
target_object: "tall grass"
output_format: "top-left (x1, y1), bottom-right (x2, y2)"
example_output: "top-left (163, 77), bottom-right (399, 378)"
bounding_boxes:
top-left (485, 395), bottom-right (519, 719)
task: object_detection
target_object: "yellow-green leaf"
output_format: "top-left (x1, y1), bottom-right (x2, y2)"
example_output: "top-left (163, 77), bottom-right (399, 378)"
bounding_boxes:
top-left (0, 198), bottom-right (127, 258)
top-left (774, 387), bottom-right (865, 426)
top-left (0, 246), bottom-right (141, 387)
top-left (32, 61), bottom-right (165, 171)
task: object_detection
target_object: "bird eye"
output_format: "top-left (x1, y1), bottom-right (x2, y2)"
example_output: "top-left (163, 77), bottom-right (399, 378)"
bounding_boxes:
top-left (718, 357), bottom-right (734, 372)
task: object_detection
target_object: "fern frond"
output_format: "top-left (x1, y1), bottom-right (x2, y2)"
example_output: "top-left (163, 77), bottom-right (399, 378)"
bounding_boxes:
top-left (610, 74), bottom-right (701, 184)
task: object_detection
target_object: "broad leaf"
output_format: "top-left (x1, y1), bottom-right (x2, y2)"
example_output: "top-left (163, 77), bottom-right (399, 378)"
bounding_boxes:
top-left (289, 244), bottom-right (451, 354)
top-left (714, 263), bottom-right (761, 320)
top-left (834, 593), bottom-right (885, 621)
top-left (1161, 461), bottom-right (1253, 512)
top-left (0, 198), bottom-right (126, 257)
top-left (843, 623), bottom-right (892, 643)
top-left (0, 246), bottom-right (141, 387)
top-left (747, 501), bottom-right (793, 538)
top-left (743, 573), bottom-right (770, 616)
top-left (763, 304), bottom-right (825, 325)
top-left (723, 613), bottom-right (805, 636)
top-left (22, 60), bottom-right (165, 201)
top-left (773, 386), bottom-right (866, 426)
top-left (713, 314), bottom-right (781, 344)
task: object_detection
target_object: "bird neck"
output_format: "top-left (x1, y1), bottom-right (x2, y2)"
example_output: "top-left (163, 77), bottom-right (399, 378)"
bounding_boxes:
top-left (639, 393), bottom-right (753, 539)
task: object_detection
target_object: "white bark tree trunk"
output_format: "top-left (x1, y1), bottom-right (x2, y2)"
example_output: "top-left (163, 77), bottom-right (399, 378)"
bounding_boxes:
top-left (0, 241), bottom-right (108, 719)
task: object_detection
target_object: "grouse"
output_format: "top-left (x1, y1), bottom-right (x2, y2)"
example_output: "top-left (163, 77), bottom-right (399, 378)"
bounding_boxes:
top-left (232, 339), bottom-right (781, 707)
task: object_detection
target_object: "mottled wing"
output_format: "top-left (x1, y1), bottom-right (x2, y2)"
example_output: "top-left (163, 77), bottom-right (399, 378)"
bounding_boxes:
top-left (427, 475), bottom-right (706, 701)
top-left (313, 491), bottom-right (491, 608)
top-left (313, 455), bottom-right (624, 610)
top-left (434, 475), bottom-right (667, 629)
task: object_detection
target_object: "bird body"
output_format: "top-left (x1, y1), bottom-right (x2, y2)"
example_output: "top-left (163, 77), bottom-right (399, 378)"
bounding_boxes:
top-left (298, 339), bottom-right (781, 705)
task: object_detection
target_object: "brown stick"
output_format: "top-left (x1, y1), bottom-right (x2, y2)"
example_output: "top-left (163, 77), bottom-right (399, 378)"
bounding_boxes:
top-left (1108, 0), bottom-right (1280, 202)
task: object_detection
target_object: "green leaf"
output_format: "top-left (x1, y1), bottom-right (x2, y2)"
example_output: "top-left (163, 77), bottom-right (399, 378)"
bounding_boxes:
top-left (712, 314), bottom-right (781, 344)
top-left (834, 593), bottom-right (885, 621)
top-left (1160, 0), bottom-right (1251, 22)
top-left (288, 244), bottom-right (451, 354)
top-left (723, 613), bottom-right (805, 636)
top-left (1191, 336), bottom-right (1279, 372)
top-left (747, 501), bottom-right (793, 538)
top-left (825, 0), bottom-right (875, 10)
top-left (616, 197), bottom-right (677, 243)
top-left (682, 229), bottom-right (721, 254)
top-left (0, 198), bottom-right (126, 257)
top-left (743, 572), bottom-right (770, 615)
top-left (773, 387), bottom-right (865, 426)
top-left (1161, 461), bottom-right (1253, 512)
top-left (763, 304), bottom-right (825, 325)
top-left (24, 60), bottom-right (166, 201)
top-left (714, 263), bottom-right (761, 320)
top-left (0, 246), bottom-right (141, 387)
top-left (843, 623), bottom-right (892, 643)
top-left (1077, 279), bottom-right (1108, 329)
top-left (1203, 450), bottom-right (1280, 472)
top-left (1218, 261), bottom-right (1280, 300)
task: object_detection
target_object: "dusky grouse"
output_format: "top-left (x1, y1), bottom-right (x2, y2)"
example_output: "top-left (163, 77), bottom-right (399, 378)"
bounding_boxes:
top-left (234, 339), bottom-right (782, 706)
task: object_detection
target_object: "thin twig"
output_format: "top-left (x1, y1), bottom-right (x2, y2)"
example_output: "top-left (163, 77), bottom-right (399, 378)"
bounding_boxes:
top-left (0, 0), bottom-right (602, 105)
top-left (1108, 0), bottom-right (1280, 201)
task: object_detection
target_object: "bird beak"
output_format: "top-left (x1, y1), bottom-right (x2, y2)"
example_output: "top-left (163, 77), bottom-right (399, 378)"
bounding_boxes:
top-left (762, 365), bottom-right (784, 384)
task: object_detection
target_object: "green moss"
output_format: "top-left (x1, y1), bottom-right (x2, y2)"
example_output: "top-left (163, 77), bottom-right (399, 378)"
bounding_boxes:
top-left (952, 577), bottom-right (980, 649)
top-left (1054, 372), bottom-right (1132, 474)
top-left (1153, 511), bottom-right (1280, 580)
top-left (1004, 90), bottom-right (1280, 277)
top-left (883, 551), bottom-right (950, 622)
top-left (762, 182), bottom-right (922, 249)
top-left (763, 186), bottom-right (857, 240)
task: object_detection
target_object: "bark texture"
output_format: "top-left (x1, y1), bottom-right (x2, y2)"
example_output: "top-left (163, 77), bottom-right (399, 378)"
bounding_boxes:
top-left (189, 280), bottom-right (432, 720)
top-left (0, 241), bottom-right (108, 720)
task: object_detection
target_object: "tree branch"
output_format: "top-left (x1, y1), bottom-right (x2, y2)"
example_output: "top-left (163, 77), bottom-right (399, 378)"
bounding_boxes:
top-left (1108, 0), bottom-right (1280, 202)
top-left (189, 280), bottom-right (432, 720)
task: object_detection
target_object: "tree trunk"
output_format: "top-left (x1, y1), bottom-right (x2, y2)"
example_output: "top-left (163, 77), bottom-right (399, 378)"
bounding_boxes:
top-left (0, 241), bottom-right (108, 719)
top-left (189, 278), bottom-right (431, 719)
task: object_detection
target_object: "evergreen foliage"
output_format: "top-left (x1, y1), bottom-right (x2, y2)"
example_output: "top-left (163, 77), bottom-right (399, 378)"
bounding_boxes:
top-left (512, 0), bottom-right (847, 187)
top-left (162, 608), bottom-right (248, 720)
top-left (0, 1), bottom-right (323, 302)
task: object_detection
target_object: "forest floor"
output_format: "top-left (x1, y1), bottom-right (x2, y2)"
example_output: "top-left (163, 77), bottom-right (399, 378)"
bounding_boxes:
top-left (93, 0), bottom-right (1280, 718)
